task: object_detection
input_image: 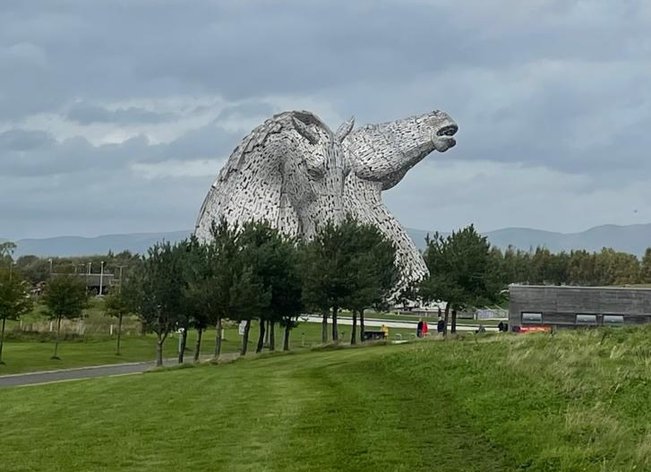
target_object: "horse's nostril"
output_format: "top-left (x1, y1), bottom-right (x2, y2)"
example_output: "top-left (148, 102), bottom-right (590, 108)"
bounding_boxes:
top-left (437, 124), bottom-right (458, 137)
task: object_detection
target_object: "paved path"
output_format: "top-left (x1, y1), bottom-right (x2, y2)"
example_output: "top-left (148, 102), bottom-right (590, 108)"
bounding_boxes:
top-left (0, 361), bottom-right (156, 388)
top-left (0, 354), bottom-right (237, 389)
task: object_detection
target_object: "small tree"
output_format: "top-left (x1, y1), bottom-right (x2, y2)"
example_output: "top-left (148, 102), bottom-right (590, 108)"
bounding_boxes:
top-left (342, 224), bottom-right (398, 345)
top-left (104, 266), bottom-right (140, 356)
top-left (302, 218), bottom-right (359, 343)
top-left (0, 268), bottom-right (33, 364)
top-left (420, 225), bottom-right (503, 334)
top-left (132, 242), bottom-right (187, 367)
top-left (42, 274), bottom-right (88, 359)
top-left (229, 266), bottom-right (270, 355)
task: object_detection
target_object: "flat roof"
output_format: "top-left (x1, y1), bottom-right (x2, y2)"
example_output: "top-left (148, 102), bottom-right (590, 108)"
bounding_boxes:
top-left (509, 284), bottom-right (651, 291)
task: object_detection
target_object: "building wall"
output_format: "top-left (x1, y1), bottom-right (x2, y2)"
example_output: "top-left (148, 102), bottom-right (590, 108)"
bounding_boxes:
top-left (509, 285), bottom-right (651, 329)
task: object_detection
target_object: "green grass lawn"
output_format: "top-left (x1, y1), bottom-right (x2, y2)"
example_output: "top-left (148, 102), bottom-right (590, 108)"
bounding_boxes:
top-left (1, 319), bottom-right (415, 375)
top-left (1, 326), bottom-right (650, 471)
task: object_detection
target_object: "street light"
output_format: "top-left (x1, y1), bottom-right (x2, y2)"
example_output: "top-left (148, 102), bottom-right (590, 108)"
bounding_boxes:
top-left (86, 262), bottom-right (92, 295)
top-left (99, 260), bottom-right (105, 296)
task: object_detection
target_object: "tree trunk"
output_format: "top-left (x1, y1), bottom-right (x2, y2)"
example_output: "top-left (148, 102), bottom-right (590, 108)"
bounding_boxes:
top-left (193, 327), bottom-right (203, 362)
top-left (213, 317), bottom-right (222, 359)
top-left (115, 313), bottom-right (123, 356)
top-left (283, 323), bottom-right (291, 351)
top-left (241, 320), bottom-right (251, 356)
top-left (269, 322), bottom-right (276, 351)
top-left (155, 335), bottom-right (164, 367)
top-left (321, 309), bottom-right (328, 343)
top-left (52, 315), bottom-right (62, 359)
top-left (332, 306), bottom-right (339, 342)
top-left (256, 319), bottom-right (266, 353)
top-left (351, 310), bottom-right (357, 345)
top-left (444, 302), bottom-right (450, 336)
top-left (264, 320), bottom-right (270, 347)
top-left (0, 316), bottom-right (6, 364)
top-left (178, 325), bottom-right (188, 364)
top-left (451, 308), bottom-right (457, 334)
top-left (360, 310), bottom-right (366, 343)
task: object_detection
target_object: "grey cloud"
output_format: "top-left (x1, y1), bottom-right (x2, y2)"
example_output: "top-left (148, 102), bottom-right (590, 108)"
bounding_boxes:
top-left (1, 0), bottom-right (651, 238)
top-left (0, 129), bottom-right (53, 151)
top-left (1, 123), bottom-right (240, 178)
top-left (66, 103), bottom-right (176, 125)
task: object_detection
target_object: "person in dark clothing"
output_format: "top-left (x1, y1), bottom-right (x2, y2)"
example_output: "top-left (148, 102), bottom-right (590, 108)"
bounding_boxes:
top-left (416, 319), bottom-right (424, 338)
top-left (437, 317), bottom-right (445, 333)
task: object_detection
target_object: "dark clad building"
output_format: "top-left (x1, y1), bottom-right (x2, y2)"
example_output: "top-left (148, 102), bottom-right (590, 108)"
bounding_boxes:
top-left (509, 284), bottom-right (651, 330)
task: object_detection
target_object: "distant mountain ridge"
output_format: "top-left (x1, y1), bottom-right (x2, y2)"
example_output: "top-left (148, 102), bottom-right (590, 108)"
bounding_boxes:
top-left (4, 224), bottom-right (651, 258)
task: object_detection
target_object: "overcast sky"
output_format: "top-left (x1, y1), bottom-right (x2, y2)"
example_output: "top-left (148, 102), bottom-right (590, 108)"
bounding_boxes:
top-left (2, 0), bottom-right (650, 240)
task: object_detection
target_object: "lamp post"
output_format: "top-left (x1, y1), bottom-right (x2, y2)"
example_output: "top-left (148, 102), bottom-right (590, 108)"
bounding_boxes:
top-left (48, 258), bottom-right (53, 274)
top-left (86, 262), bottom-right (92, 295)
top-left (99, 260), bottom-right (105, 296)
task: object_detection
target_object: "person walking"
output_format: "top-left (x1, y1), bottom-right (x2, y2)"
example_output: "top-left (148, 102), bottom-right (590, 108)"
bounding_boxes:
top-left (437, 316), bottom-right (445, 334)
top-left (416, 319), bottom-right (424, 338)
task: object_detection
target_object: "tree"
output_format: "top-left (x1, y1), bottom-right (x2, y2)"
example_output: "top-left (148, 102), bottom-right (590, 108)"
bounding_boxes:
top-left (0, 268), bottom-right (33, 364)
top-left (641, 248), bottom-right (651, 283)
top-left (342, 223), bottom-right (398, 344)
top-left (183, 238), bottom-right (212, 362)
top-left (131, 242), bottom-right (187, 367)
top-left (0, 242), bottom-right (17, 266)
top-left (302, 218), bottom-right (357, 343)
top-left (229, 265), bottom-right (270, 355)
top-left (104, 265), bottom-right (140, 356)
top-left (236, 222), bottom-right (283, 354)
top-left (420, 225), bottom-right (503, 334)
top-left (42, 274), bottom-right (88, 359)
top-left (265, 234), bottom-right (303, 351)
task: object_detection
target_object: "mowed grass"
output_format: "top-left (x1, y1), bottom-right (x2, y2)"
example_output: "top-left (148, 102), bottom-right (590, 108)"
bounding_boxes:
top-left (0, 320), bottom-right (416, 375)
top-left (2, 326), bottom-right (651, 471)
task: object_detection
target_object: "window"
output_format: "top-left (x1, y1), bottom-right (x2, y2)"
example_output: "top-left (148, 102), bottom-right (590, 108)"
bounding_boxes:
top-left (522, 312), bottom-right (542, 323)
top-left (603, 315), bottom-right (624, 325)
top-left (576, 314), bottom-right (597, 325)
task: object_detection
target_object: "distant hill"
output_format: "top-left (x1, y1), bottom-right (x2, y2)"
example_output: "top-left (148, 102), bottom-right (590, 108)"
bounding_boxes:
top-left (10, 231), bottom-right (191, 258)
top-left (4, 223), bottom-right (651, 258)
top-left (407, 224), bottom-right (651, 257)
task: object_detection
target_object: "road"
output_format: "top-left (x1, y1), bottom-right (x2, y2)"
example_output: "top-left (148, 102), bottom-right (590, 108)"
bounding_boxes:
top-left (0, 354), bottom-right (236, 389)
top-left (300, 315), bottom-right (498, 332)
top-left (0, 361), bottom-right (156, 389)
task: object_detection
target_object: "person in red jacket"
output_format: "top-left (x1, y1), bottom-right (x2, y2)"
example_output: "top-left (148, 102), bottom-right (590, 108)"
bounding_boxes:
top-left (422, 320), bottom-right (429, 336)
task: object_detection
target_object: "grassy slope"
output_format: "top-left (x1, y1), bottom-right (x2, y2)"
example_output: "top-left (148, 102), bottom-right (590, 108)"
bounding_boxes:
top-left (1, 326), bottom-right (650, 471)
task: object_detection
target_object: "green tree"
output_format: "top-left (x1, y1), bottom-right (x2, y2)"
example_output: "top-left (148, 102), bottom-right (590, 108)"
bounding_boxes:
top-left (236, 222), bottom-right (285, 353)
top-left (229, 265), bottom-right (271, 355)
top-left (0, 242), bottom-right (17, 266)
top-left (342, 223), bottom-right (398, 345)
top-left (302, 218), bottom-right (357, 343)
top-left (420, 225), bottom-right (503, 334)
top-left (131, 242), bottom-right (187, 367)
top-left (104, 265), bottom-right (140, 356)
top-left (641, 248), bottom-right (651, 283)
top-left (42, 274), bottom-right (89, 359)
top-left (0, 268), bottom-right (33, 364)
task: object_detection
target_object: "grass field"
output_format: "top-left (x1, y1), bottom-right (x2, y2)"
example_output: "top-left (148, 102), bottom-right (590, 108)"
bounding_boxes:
top-left (0, 317), bottom-right (416, 375)
top-left (1, 326), bottom-right (650, 471)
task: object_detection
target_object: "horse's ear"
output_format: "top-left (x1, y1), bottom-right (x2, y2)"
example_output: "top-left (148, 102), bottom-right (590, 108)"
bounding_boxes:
top-left (291, 116), bottom-right (320, 145)
top-left (336, 116), bottom-right (355, 142)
